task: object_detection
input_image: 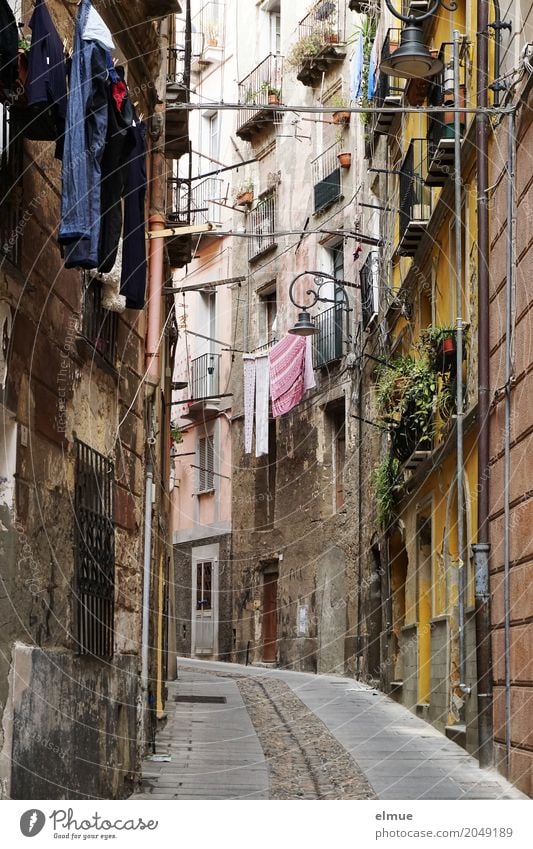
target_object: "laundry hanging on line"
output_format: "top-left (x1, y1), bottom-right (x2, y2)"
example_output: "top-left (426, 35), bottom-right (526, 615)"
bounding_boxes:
top-left (243, 336), bottom-right (316, 455)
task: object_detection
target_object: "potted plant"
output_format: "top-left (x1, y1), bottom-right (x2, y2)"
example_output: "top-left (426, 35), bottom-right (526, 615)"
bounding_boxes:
top-left (420, 325), bottom-right (462, 372)
top-left (260, 82), bottom-right (281, 104)
top-left (376, 356), bottom-right (437, 461)
top-left (337, 150), bottom-right (352, 168)
top-left (330, 94), bottom-right (350, 124)
top-left (286, 32), bottom-right (327, 68)
top-left (206, 22), bottom-right (219, 47)
top-left (234, 178), bottom-right (254, 206)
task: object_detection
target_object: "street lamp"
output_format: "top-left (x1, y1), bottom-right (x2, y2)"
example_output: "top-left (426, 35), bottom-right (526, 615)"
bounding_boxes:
top-left (288, 271), bottom-right (350, 337)
top-left (380, 0), bottom-right (458, 79)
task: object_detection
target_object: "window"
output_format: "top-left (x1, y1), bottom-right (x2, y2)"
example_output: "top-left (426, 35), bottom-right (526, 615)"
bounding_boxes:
top-left (196, 561), bottom-right (213, 610)
top-left (255, 420), bottom-right (276, 529)
top-left (327, 403), bottom-right (346, 510)
top-left (270, 11), bottom-right (281, 55)
top-left (74, 440), bottom-right (115, 657)
top-left (82, 274), bottom-right (118, 365)
top-left (209, 112), bottom-right (220, 161)
top-left (0, 103), bottom-right (23, 267)
top-left (198, 434), bottom-right (215, 491)
top-left (258, 286), bottom-right (278, 347)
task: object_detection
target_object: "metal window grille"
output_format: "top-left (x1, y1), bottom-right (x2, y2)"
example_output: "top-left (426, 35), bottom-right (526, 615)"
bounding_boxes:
top-left (312, 141), bottom-right (342, 213)
top-left (190, 352), bottom-right (221, 399)
top-left (198, 435), bottom-right (214, 491)
top-left (81, 274), bottom-right (118, 365)
top-left (359, 251), bottom-right (380, 328)
top-left (190, 177), bottom-right (225, 225)
top-left (248, 193), bottom-right (277, 261)
top-left (398, 138), bottom-right (432, 241)
top-left (298, 0), bottom-right (346, 44)
top-left (313, 304), bottom-right (346, 367)
top-left (74, 440), bottom-right (115, 658)
top-left (0, 104), bottom-right (23, 267)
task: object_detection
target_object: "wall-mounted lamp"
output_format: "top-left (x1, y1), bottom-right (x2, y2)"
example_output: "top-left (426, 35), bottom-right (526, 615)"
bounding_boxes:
top-left (288, 271), bottom-right (352, 337)
top-left (380, 0), bottom-right (458, 79)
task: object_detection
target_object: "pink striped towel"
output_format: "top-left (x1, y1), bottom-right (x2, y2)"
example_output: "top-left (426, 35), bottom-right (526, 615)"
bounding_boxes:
top-left (269, 334), bottom-right (312, 417)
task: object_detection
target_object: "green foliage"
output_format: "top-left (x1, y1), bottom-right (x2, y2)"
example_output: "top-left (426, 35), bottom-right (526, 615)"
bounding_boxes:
top-left (374, 456), bottom-right (402, 528)
top-left (286, 32), bottom-right (330, 68)
top-left (375, 355), bottom-right (437, 452)
top-left (170, 426), bottom-right (183, 444)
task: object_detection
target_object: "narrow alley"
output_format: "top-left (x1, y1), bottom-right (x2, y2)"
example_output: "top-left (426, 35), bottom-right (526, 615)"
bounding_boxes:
top-left (132, 660), bottom-right (524, 801)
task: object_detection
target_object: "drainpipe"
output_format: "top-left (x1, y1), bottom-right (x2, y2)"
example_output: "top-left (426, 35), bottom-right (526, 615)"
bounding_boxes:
top-left (141, 451), bottom-right (154, 692)
top-left (452, 31), bottom-right (468, 698)
top-left (503, 110), bottom-right (516, 774)
top-left (472, 0), bottom-right (493, 770)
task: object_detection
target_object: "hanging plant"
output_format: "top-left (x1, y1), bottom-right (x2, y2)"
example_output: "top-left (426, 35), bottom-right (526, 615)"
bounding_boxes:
top-left (375, 356), bottom-right (437, 460)
top-left (420, 325), bottom-right (466, 373)
top-left (170, 425), bottom-right (183, 444)
top-left (374, 456), bottom-right (402, 528)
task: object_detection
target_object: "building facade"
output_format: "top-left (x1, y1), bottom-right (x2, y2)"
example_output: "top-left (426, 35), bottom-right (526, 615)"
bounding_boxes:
top-left (0, 0), bottom-right (184, 799)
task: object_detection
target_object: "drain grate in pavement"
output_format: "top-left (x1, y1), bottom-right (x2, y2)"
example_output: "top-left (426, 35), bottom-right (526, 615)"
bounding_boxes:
top-left (173, 695), bottom-right (227, 704)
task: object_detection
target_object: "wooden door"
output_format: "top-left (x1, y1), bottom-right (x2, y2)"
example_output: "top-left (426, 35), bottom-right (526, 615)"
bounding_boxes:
top-left (262, 573), bottom-right (278, 662)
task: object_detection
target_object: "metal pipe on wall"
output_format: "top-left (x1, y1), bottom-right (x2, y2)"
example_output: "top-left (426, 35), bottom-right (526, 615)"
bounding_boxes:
top-left (473, 0), bottom-right (494, 770)
top-left (452, 30), bottom-right (468, 696)
top-left (503, 110), bottom-right (516, 774)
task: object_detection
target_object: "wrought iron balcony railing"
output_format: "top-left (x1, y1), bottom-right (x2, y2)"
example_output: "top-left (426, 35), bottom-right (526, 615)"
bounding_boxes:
top-left (398, 138), bottom-right (433, 256)
top-left (426, 41), bottom-right (468, 186)
top-left (313, 304), bottom-right (346, 368)
top-left (359, 251), bottom-right (380, 329)
top-left (236, 54), bottom-right (283, 141)
top-left (191, 177), bottom-right (225, 226)
top-left (298, 0), bottom-right (346, 46)
top-left (371, 29), bottom-right (404, 137)
top-left (190, 353), bottom-right (221, 400)
top-left (312, 140), bottom-right (342, 214)
top-left (248, 193), bottom-right (277, 261)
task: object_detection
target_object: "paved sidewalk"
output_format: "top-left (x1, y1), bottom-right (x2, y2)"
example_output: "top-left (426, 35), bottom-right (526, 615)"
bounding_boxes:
top-left (132, 670), bottom-right (268, 799)
top-left (133, 658), bottom-right (524, 801)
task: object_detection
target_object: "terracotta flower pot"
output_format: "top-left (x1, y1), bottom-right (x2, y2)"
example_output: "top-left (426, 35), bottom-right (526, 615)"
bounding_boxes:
top-left (268, 93), bottom-right (280, 105)
top-left (337, 152), bottom-right (352, 168)
top-left (235, 191), bottom-right (253, 205)
top-left (332, 110), bottom-right (350, 125)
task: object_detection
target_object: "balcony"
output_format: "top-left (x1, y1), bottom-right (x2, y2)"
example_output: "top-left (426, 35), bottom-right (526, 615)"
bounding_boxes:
top-left (359, 251), bottom-right (380, 329)
top-left (312, 140), bottom-right (343, 214)
top-left (313, 305), bottom-right (346, 368)
top-left (292, 0), bottom-right (347, 88)
top-left (0, 104), bottom-right (23, 268)
top-left (236, 55), bottom-right (283, 142)
top-left (372, 29), bottom-right (403, 137)
top-left (425, 42), bottom-right (467, 187)
top-left (248, 193), bottom-right (277, 261)
top-left (191, 177), bottom-right (225, 226)
top-left (398, 139), bottom-right (432, 257)
top-left (165, 46), bottom-right (190, 159)
top-left (186, 353), bottom-right (222, 418)
top-left (165, 176), bottom-right (193, 268)
top-left (190, 2), bottom-right (225, 73)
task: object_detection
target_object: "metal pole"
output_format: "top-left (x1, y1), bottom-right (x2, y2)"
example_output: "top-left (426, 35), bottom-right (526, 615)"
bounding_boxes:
top-left (503, 109), bottom-right (516, 774)
top-left (141, 457), bottom-right (154, 692)
top-left (473, 0), bottom-right (494, 770)
top-left (452, 31), bottom-right (467, 696)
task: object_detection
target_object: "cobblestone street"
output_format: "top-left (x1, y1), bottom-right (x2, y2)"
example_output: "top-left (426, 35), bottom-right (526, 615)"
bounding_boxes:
top-left (132, 659), bottom-right (524, 801)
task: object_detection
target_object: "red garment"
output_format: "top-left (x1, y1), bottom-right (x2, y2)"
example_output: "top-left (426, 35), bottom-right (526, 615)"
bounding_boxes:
top-left (112, 80), bottom-right (127, 112)
top-left (268, 335), bottom-right (307, 417)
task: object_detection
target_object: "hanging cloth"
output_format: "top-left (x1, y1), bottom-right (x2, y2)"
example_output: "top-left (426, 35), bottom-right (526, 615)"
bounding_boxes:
top-left (350, 29), bottom-right (363, 100)
top-left (59, 0), bottom-right (109, 269)
top-left (303, 336), bottom-right (316, 392)
top-left (24, 0), bottom-right (67, 154)
top-left (255, 354), bottom-right (270, 456)
top-left (367, 38), bottom-right (378, 100)
top-left (0, 0), bottom-right (18, 92)
top-left (243, 355), bottom-right (255, 455)
top-left (268, 335), bottom-right (307, 418)
top-left (120, 121), bottom-right (147, 309)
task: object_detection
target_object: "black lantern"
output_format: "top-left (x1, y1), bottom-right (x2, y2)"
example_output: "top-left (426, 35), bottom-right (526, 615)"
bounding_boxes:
top-left (380, 0), bottom-right (457, 80)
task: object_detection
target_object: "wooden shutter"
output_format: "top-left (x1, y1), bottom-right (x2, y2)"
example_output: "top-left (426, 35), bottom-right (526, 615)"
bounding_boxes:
top-left (198, 435), bottom-right (214, 491)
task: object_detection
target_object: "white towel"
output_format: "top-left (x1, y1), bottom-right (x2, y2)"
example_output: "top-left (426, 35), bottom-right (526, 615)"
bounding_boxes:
top-left (303, 335), bottom-right (316, 392)
top-left (255, 354), bottom-right (270, 457)
top-left (243, 355), bottom-right (256, 454)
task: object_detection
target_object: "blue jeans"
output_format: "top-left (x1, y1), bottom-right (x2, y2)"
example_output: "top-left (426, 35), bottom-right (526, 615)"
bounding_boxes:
top-left (59, 0), bottom-right (108, 269)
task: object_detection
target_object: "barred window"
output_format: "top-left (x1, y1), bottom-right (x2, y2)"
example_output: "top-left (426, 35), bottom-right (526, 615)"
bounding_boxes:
top-left (0, 104), bottom-right (23, 267)
top-left (74, 440), bottom-right (115, 657)
top-left (198, 435), bottom-right (214, 492)
top-left (81, 274), bottom-right (118, 366)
